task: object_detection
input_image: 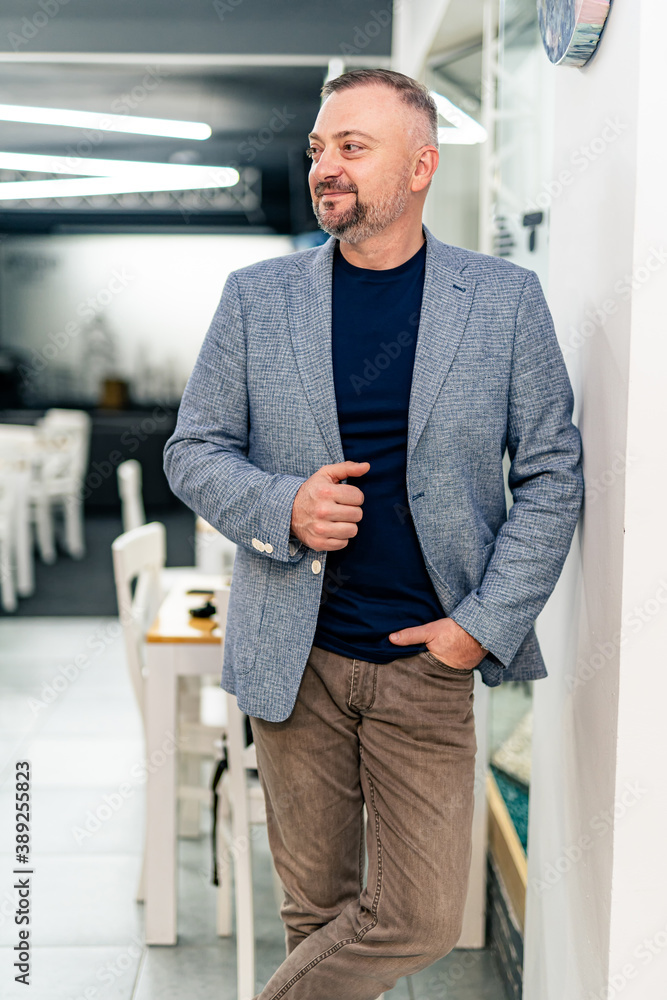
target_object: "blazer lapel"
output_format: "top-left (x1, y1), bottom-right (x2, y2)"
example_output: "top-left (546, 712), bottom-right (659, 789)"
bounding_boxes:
top-left (407, 227), bottom-right (476, 465)
top-left (286, 236), bottom-right (345, 465)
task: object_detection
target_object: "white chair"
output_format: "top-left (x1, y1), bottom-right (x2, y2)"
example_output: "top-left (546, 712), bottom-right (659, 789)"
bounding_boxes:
top-left (41, 408), bottom-right (91, 482)
top-left (112, 523), bottom-right (229, 899)
top-left (0, 470), bottom-right (18, 612)
top-left (214, 588), bottom-right (285, 1000)
top-left (116, 458), bottom-right (220, 837)
top-left (117, 459), bottom-right (146, 533)
top-left (0, 443), bottom-right (34, 599)
top-left (116, 458), bottom-right (201, 589)
top-left (195, 516), bottom-right (237, 575)
top-left (29, 411), bottom-right (91, 562)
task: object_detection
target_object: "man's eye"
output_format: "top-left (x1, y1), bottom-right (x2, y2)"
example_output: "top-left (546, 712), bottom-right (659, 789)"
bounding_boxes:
top-left (305, 146), bottom-right (320, 159)
top-left (343, 143), bottom-right (362, 152)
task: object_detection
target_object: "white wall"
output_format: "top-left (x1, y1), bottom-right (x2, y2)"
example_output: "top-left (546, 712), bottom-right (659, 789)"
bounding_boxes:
top-left (0, 233), bottom-right (292, 405)
top-left (524, 1), bottom-right (667, 997)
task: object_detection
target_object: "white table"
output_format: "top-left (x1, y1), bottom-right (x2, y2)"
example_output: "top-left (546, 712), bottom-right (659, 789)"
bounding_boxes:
top-left (144, 572), bottom-right (228, 944)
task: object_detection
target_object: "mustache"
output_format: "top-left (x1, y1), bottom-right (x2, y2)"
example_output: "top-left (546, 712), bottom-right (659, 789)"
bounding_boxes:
top-left (315, 182), bottom-right (357, 196)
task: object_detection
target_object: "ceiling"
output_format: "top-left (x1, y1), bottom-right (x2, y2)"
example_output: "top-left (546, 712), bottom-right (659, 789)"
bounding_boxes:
top-left (0, 0), bottom-right (393, 234)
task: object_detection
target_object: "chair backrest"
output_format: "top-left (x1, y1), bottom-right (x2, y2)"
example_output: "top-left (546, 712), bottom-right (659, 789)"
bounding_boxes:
top-left (112, 522), bottom-right (167, 716)
top-left (35, 424), bottom-right (81, 483)
top-left (40, 409), bottom-right (91, 482)
top-left (0, 463), bottom-right (17, 526)
top-left (195, 516), bottom-right (237, 574)
top-left (117, 459), bottom-right (146, 533)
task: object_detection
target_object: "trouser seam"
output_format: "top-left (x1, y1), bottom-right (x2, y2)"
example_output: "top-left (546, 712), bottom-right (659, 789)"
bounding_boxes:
top-left (348, 660), bottom-right (357, 709)
top-left (266, 757), bottom-right (384, 998)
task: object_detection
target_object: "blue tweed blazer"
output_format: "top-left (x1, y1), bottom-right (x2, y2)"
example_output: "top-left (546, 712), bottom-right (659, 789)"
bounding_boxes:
top-left (164, 224), bottom-right (583, 722)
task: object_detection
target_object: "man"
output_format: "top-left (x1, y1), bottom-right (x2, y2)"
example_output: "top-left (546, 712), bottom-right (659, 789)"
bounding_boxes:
top-left (164, 69), bottom-right (583, 998)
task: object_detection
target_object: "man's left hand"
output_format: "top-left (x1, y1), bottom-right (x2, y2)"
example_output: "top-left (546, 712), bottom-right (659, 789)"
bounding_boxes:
top-left (388, 617), bottom-right (487, 670)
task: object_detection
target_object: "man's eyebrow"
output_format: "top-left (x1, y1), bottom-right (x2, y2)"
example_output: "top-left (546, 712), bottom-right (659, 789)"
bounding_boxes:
top-left (307, 129), bottom-right (379, 142)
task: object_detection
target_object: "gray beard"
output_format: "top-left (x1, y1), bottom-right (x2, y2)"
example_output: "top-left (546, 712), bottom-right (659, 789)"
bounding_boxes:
top-left (312, 178), bottom-right (410, 245)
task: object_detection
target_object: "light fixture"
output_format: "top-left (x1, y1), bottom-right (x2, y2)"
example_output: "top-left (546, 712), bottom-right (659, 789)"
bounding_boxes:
top-left (0, 103), bottom-right (212, 140)
top-left (0, 151), bottom-right (238, 201)
top-left (430, 91), bottom-right (487, 145)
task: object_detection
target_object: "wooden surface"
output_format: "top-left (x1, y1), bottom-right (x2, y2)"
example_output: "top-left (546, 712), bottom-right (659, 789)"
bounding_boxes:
top-left (486, 770), bottom-right (527, 932)
top-left (146, 573), bottom-right (231, 644)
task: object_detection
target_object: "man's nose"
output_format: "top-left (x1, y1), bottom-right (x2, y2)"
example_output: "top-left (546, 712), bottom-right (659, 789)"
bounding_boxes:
top-left (311, 148), bottom-right (343, 184)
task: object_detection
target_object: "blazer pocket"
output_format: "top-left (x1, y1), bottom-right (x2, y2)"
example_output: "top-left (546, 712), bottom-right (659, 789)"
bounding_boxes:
top-left (232, 559), bottom-right (271, 674)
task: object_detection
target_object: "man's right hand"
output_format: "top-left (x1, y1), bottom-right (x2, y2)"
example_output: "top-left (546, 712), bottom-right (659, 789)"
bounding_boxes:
top-left (290, 460), bottom-right (370, 551)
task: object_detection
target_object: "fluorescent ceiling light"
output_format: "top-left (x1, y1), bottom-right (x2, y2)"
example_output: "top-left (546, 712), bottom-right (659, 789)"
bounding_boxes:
top-left (0, 151), bottom-right (238, 201)
top-left (0, 103), bottom-right (212, 140)
top-left (430, 91), bottom-right (487, 145)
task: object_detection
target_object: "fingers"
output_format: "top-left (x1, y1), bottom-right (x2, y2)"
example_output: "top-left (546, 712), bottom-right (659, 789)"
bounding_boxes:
top-left (323, 460), bottom-right (370, 484)
top-left (326, 503), bottom-right (364, 523)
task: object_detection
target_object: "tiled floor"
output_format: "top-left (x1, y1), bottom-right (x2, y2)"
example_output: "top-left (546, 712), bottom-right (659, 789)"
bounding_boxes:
top-left (0, 618), bottom-right (511, 999)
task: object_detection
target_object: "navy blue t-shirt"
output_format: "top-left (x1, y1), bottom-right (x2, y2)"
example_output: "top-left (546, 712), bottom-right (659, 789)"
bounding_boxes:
top-left (312, 239), bottom-right (445, 663)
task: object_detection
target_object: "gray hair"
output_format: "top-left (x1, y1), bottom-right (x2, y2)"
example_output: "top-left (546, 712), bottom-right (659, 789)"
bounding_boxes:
top-left (320, 68), bottom-right (439, 149)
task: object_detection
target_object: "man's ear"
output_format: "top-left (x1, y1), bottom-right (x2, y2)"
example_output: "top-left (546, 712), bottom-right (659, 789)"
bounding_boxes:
top-left (411, 147), bottom-right (439, 193)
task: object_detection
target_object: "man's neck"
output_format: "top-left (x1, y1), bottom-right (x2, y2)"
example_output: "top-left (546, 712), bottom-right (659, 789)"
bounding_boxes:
top-left (337, 222), bottom-right (426, 271)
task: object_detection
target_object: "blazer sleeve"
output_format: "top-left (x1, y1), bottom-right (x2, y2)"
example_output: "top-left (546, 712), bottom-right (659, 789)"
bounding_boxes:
top-left (163, 271), bottom-right (308, 564)
top-left (447, 269), bottom-right (584, 667)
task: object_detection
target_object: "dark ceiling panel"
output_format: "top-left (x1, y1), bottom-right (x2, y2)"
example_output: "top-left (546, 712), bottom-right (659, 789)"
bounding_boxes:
top-left (0, 0), bottom-right (392, 56)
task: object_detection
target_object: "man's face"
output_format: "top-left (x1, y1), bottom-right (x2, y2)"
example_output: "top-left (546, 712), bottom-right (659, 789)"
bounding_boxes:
top-left (307, 84), bottom-right (421, 244)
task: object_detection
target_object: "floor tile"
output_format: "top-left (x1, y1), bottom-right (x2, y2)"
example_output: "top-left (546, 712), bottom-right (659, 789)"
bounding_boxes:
top-left (133, 944), bottom-right (236, 1000)
top-left (0, 854), bottom-right (143, 947)
top-left (0, 736), bottom-right (147, 788)
top-left (0, 944), bottom-right (143, 1000)
top-left (411, 948), bottom-right (507, 999)
top-left (0, 785), bottom-right (144, 855)
top-left (38, 695), bottom-right (141, 738)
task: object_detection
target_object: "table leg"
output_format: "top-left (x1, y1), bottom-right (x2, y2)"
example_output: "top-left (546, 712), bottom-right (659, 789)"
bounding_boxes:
top-left (144, 643), bottom-right (178, 944)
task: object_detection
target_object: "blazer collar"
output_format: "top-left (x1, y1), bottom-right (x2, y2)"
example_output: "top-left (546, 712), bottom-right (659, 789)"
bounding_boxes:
top-left (286, 224), bottom-right (477, 467)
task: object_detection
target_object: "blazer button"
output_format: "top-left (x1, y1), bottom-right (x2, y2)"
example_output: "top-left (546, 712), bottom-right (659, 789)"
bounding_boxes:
top-left (264, 543), bottom-right (273, 553)
top-left (252, 538), bottom-right (265, 551)
top-left (311, 559), bottom-right (322, 574)
top-left (288, 542), bottom-right (298, 556)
